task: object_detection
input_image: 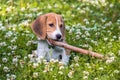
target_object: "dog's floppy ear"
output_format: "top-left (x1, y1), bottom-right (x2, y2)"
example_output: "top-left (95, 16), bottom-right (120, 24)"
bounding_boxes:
top-left (31, 15), bottom-right (47, 40)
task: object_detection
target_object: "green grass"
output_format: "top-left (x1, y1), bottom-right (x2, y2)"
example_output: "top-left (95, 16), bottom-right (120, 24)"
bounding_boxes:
top-left (0, 0), bottom-right (120, 80)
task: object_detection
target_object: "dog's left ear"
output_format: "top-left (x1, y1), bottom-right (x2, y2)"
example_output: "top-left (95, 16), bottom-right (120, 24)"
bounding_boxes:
top-left (31, 15), bottom-right (47, 40)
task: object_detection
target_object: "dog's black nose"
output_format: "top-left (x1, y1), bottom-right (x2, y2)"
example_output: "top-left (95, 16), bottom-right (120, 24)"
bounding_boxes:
top-left (56, 34), bottom-right (61, 39)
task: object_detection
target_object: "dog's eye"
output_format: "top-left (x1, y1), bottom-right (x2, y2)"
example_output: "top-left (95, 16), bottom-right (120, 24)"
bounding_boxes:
top-left (60, 24), bottom-right (62, 28)
top-left (49, 23), bottom-right (54, 27)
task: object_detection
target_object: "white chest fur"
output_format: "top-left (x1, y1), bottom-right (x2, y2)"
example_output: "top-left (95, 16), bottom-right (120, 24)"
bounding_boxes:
top-left (36, 40), bottom-right (70, 65)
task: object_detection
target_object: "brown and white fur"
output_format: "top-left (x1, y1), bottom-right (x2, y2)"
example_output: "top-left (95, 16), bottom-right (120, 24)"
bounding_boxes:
top-left (31, 13), bottom-right (70, 65)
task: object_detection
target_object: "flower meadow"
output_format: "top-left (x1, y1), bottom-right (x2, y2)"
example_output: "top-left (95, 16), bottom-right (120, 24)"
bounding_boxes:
top-left (0, 0), bottom-right (120, 80)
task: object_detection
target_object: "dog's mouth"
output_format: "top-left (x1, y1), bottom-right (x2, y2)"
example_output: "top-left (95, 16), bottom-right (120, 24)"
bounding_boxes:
top-left (47, 38), bottom-right (63, 46)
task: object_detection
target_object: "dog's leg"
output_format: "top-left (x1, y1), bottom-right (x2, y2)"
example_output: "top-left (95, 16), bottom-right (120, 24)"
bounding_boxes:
top-left (61, 49), bottom-right (70, 65)
top-left (36, 40), bottom-right (49, 62)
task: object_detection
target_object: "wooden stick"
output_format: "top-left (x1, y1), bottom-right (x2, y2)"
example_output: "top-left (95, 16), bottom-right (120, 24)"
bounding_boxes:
top-left (51, 40), bottom-right (107, 59)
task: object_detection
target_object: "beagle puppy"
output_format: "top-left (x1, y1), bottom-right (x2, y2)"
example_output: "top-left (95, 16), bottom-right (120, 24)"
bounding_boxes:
top-left (31, 13), bottom-right (70, 65)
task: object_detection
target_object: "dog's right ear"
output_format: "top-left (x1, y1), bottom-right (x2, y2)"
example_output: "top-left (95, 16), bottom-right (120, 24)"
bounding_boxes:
top-left (31, 15), bottom-right (47, 40)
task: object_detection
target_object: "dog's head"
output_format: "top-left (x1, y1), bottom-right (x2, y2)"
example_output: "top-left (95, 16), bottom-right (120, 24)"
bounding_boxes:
top-left (31, 13), bottom-right (65, 41)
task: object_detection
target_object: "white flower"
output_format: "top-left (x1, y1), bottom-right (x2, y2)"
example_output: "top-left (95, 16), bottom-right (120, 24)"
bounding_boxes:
top-left (21, 20), bottom-right (29, 27)
top-left (77, 7), bottom-right (80, 10)
top-left (10, 38), bottom-right (16, 43)
top-left (48, 4), bottom-right (52, 9)
top-left (0, 42), bottom-right (7, 47)
top-left (71, 14), bottom-right (75, 17)
top-left (53, 59), bottom-right (59, 63)
top-left (81, 35), bottom-right (86, 38)
top-left (0, 23), bottom-right (2, 26)
top-left (68, 70), bottom-right (74, 78)
top-left (31, 8), bottom-right (38, 12)
top-left (83, 44), bottom-right (89, 48)
top-left (59, 62), bottom-right (64, 66)
top-left (80, 10), bottom-right (85, 14)
top-left (85, 63), bottom-right (91, 69)
top-left (113, 36), bottom-right (117, 39)
top-left (66, 26), bottom-right (70, 30)
top-left (54, 4), bottom-right (58, 8)
top-left (108, 52), bottom-right (114, 57)
top-left (88, 66), bottom-right (91, 69)
top-left (3, 66), bottom-right (9, 72)
top-left (2, 52), bottom-right (6, 55)
top-left (32, 63), bottom-right (39, 68)
top-left (44, 65), bottom-right (50, 72)
top-left (26, 41), bottom-right (32, 46)
top-left (24, 56), bottom-right (27, 60)
top-left (6, 6), bottom-right (13, 12)
top-left (6, 78), bottom-right (10, 80)
top-left (91, 20), bottom-right (96, 23)
top-left (75, 63), bottom-right (79, 67)
top-left (21, 7), bottom-right (25, 11)
top-left (8, 53), bottom-right (11, 56)
top-left (76, 31), bottom-right (82, 35)
top-left (85, 31), bottom-right (90, 36)
top-left (52, 75), bottom-right (57, 78)
top-left (114, 70), bottom-right (119, 74)
top-left (7, 0), bottom-right (12, 3)
top-left (70, 64), bottom-right (74, 68)
top-left (94, 77), bottom-right (98, 80)
top-left (83, 76), bottom-right (88, 79)
top-left (59, 66), bottom-right (64, 70)
top-left (11, 74), bottom-right (16, 79)
top-left (118, 50), bottom-right (120, 56)
top-left (106, 56), bottom-right (115, 64)
top-left (104, 38), bottom-right (108, 41)
top-left (43, 70), bottom-right (47, 73)
top-left (101, 19), bottom-right (106, 23)
top-left (110, 57), bottom-right (115, 61)
top-left (28, 54), bottom-right (33, 59)
top-left (43, 59), bottom-right (47, 64)
top-left (99, 67), bottom-right (104, 70)
top-left (0, 26), bottom-right (6, 31)
top-left (5, 31), bottom-right (13, 38)
top-left (8, 17), bottom-right (12, 21)
top-left (83, 71), bottom-right (89, 76)
top-left (8, 45), bottom-right (17, 50)
top-left (106, 59), bottom-right (113, 64)
top-left (37, 12), bottom-right (43, 16)
top-left (27, 13), bottom-right (33, 18)
top-left (119, 36), bottom-right (120, 41)
top-left (109, 4), bottom-right (114, 8)
top-left (105, 21), bottom-right (112, 26)
top-left (69, 29), bottom-right (73, 34)
top-left (110, 39), bottom-right (114, 42)
top-left (12, 58), bottom-right (18, 64)
top-left (76, 35), bottom-right (80, 39)
top-left (85, 63), bottom-right (90, 66)
top-left (85, 21), bottom-right (89, 24)
top-left (50, 59), bottom-right (55, 63)
top-left (83, 18), bottom-right (88, 22)
top-left (58, 71), bottom-right (63, 75)
top-left (2, 57), bottom-right (8, 63)
top-left (74, 56), bottom-right (79, 62)
top-left (6, 73), bottom-right (10, 78)
top-left (33, 72), bottom-right (39, 78)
